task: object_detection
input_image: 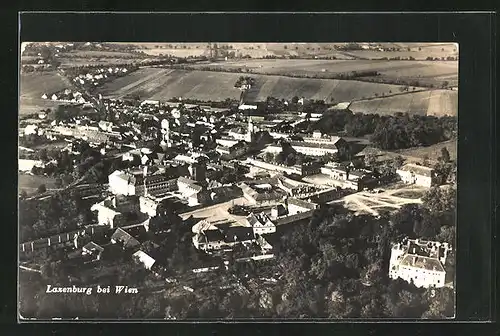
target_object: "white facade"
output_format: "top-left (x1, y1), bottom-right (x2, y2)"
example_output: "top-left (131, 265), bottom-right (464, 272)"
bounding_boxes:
top-left (264, 143), bottom-right (338, 157)
top-left (396, 169), bottom-right (433, 188)
top-left (90, 202), bottom-right (121, 228)
top-left (18, 159), bottom-right (44, 172)
top-left (389, 262), bottom-right (446, 288)
top-left (247, 213), bottom-right (277, 235)
top-left (139, 196), bottom-right (159, 217)
top-left (133, 251), bottom-right (156, 270)
top-left (292, 145), bottom-right (338, 157)
top-left (216, 138), bottom-right (239, 148)
top-left (109, 170), bottom-right (136, 196)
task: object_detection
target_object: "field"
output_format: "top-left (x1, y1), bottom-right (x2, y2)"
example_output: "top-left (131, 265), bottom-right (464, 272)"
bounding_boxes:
top-left (190, 59), bottom-right (458, 87)
top-left (19, 174), bottom-right (57, 195)
top-left (132, 43), bottom-right (458, 61)
top-left (56, 50), bottom-right (151, 68)
top-left (20, 72), bottom-right (71, 116)
top-left (98, 67), bottom-right (408, 103)
top-left (343, 43), bottom-right (458, 60)
top-left (349, 89), bottom-right (458, 116)
top-left (396, 140), bottom-right (457, 162)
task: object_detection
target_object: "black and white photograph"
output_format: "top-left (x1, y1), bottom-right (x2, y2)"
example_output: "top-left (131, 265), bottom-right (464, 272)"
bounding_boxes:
top-left (18, 41), bottom-right (458, 320)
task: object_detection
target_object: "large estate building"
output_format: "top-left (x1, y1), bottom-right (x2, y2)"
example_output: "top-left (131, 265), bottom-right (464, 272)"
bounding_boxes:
top-left (389, 238), bottom-right (451, 288)
top-left (396, 163), bottom-right (435, 188)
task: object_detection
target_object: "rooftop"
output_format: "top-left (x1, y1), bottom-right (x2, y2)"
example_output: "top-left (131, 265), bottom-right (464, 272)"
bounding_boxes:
top-left (290, 141), bottom-right (340, 150)
top-left (82, 241), bottom-right (104, 253)
top-left (287, 197), bottom-right (318, 210)
top-left (398, 163), bottom-right (434, 177)
top-left (399, 254), bottom-right (445, 272)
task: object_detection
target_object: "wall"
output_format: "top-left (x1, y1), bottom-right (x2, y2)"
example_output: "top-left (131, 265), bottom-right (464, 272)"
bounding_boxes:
top-left (275, 210), bottom-right (315, 226)
top-left (396, 265), bottom-right (446, 288)
top-left (246, 158), bottom-right (301, 175)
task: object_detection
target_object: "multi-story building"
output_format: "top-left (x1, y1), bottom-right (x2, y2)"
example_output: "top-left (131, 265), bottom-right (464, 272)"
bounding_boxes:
top-left (396, 163), bottom-right (435, 188)
top-left (108, 170), bottom-right (177, 197)
top-left (262, 136), bottom-right (349, 157)
top-left (389, 238), bottom-right (451, 288)
top-left (246, 213), bottom-right (276, 235)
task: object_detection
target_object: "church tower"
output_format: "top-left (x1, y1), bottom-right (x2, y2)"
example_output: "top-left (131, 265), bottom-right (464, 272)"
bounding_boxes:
top-left (246, 116), bottom-right (254, 142)
top-left (161, 118), bottom-right (171, 147)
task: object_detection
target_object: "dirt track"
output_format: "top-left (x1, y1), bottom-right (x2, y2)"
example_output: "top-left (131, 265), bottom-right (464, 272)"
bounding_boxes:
top-left (330, 185), bottom-right (426, 215)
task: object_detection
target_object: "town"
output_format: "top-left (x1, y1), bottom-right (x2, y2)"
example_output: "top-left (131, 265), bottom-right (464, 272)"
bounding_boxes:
top-left (19, 42), bottom-right (457, 319)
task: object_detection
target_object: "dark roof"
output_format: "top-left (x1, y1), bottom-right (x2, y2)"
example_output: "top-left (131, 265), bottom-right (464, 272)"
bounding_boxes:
top-left (144, 175), bottom-right (172, 185)
top-left (290, 141), bottom-right (340, 150)
top-left (202, 229), bottom-right (225, 243)
top-left (246, 213), bottom-right (261, 227)
top-left (110, 228), bottom-right (140, 248)
top-left (82, 241), bottom-right (104, 253)
top-left (222, 226), bottom-right (255, 243)
top-left (124, 226), bottom-right (148, 242)
top-left (272, 204), bottom-right (288, 216)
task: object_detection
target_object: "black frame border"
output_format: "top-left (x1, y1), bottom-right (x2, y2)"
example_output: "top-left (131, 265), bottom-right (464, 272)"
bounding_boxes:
top-left (3, 10), bottom-right (497, 335)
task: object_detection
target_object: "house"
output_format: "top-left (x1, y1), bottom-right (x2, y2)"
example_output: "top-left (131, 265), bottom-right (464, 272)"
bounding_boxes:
top-left (108, 170), bottom-right (177, 197)
top-left (90, 202), bottom-right (124, 228)
top-left (38, 111), bottom-right (47, 119)
top-left (177, 176), bottom-right (202, 196)
top-left (238, 104), bottom-right (258, 110)
top-left (24, 124), bottom-right (38, 135)
top-left (389, 238), bottom-right (451, 288)
top-left (18, 159), bottom-right (44, 172)
top-left (286, 197), bottom-right (318, 215)
top-left (262, 138), bottom-right (348, 157)
top-left (396, 163), bottom-right (434, 187)
top-left (192, 226), bottom-right (257, 252)
top-left (98, 120), bottom-right (114, 132)
top-left (216, 145), bottom-right (231, 155)
top-left (51, 94), bottom-right (58, 101)
top-left (82, 241), bottom-right (105, 261)
top-left (41, 94), bottom-right (48, 99)
top-left (270, 204), bottom-right (288, 219)
top-left (246, 213), bottom-right (276, 235)
top-left (132, 250), bottom-right (156, 270)
top-left (110, 227), bottom-right (146, 249)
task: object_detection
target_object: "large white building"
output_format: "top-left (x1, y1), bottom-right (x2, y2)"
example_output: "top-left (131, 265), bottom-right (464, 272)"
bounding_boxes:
top-left (389, 238), bottom-right (451, 288)
top-left (396, 163), bottom-right (435, 187)
top-left (108, 170), bottom-right (178, 197)
top-left (262, 136), bottom-right (349, 157)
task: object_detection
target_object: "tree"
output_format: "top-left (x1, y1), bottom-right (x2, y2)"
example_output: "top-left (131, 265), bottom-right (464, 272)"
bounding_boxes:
top-left (264, 152), bottom-right (275, 163)
top-left (392, 155), bottom-right (405, 169)
top-left (421, 287), bottom-right (455, 318)
top-left (20, 190), bottom-right (28, 199)
top-left (54, 177), bottom-right (63, 188)
top-left (37, 184), bottom-right (47, 194)
top-left (38, 149), bottom-right (49, 162)
top-left (439, 147), bottom-right (451, 162)
top-left (285, 153), bottom-right (296, 166)
top-left (364, 152), bottom-right (377, 168)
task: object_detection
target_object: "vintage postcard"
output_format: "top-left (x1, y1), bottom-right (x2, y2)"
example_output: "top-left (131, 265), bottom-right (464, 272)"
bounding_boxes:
top-left (18, 42), bottom-right (457, 320)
